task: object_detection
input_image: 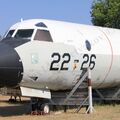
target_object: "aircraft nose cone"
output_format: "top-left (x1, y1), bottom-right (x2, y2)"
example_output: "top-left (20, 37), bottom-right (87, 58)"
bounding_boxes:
top-left (0, 42), bottom-right (23, 87)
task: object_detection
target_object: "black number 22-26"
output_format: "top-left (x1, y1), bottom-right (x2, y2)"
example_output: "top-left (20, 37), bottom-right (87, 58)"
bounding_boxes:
top-left (50, 53), bottom-right (71, 71)
top-left (80, 54), bottom-right (96, 70)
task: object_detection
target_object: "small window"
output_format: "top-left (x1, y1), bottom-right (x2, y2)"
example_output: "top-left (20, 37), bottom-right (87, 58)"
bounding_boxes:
top-left (14, 29), bottom-right (34, 39)
top-left (34, 30), bottom-right (53, 42)
top-left (35, 22), bottom-right (47, 28)
top-left (85, 40), bottom-right (91, 51)
top-left (6, 30), bottom-right (15, 38)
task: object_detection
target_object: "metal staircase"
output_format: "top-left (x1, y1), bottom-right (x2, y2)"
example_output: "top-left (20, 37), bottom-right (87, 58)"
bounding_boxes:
top-left (50, 68), bottom-right (93, 113)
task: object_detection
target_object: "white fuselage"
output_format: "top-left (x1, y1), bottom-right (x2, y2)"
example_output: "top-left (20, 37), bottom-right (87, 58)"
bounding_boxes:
top-left (5, 19), bottom-right (120, 90)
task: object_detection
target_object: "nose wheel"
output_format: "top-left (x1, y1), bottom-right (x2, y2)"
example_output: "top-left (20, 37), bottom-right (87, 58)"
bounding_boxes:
top-left (41, 104), bottom-right (50, 114)
top-left (31, 98), bottom-right (50, 115)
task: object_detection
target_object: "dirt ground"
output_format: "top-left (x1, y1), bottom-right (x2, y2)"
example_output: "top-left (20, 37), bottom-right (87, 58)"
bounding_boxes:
top-left (0, 96), bottom-right (120, 120)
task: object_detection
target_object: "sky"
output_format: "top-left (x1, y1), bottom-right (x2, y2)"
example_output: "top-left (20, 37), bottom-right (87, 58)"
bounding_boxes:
top-left (0, 0), bottom-right (93, 36)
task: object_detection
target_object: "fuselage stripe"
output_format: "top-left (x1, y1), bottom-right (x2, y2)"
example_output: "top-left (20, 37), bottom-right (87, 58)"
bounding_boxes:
top-left (98, 28), bottom-right (114, 87)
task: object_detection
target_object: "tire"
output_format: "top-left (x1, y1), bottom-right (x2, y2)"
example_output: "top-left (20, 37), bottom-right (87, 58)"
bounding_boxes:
top-left (41, 104), bottom-right (50, 114)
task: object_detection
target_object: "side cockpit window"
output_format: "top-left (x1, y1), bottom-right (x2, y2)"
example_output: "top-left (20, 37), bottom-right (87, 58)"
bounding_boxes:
top-left (14, 29), bottom-right (34, 39)
top-left (35, 22), bottom-right (47, 28)
top-left (6, 30), bottom-right (15, 38)
top-left (34, 29), bottom-right (53, 42)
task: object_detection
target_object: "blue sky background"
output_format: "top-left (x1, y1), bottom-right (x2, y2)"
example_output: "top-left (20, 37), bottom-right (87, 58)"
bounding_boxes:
top-left (0, 0), bottom-right (93, 35)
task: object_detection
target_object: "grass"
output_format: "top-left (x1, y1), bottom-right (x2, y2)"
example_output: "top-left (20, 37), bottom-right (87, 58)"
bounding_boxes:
top-left (0, 96), bottom-right (120, 120)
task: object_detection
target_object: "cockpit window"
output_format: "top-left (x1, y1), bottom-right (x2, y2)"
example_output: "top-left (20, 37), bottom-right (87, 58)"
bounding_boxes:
top-left (6, 30), bottom-right (15, 38)
top-left (34, 29), bottom-right (53, 42)
top-left (35, 22), bottom-right (47, 28)
top-left (14, 29), bottom-right (34, 39)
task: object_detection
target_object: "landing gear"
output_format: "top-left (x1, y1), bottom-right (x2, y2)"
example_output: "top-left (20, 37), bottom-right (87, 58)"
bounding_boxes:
top-left (41, 104), bottom-right (50, 114)
top-left (9, 95), bottom-right (21, 102)
top-left (31, 98), bottom-right (50, 115)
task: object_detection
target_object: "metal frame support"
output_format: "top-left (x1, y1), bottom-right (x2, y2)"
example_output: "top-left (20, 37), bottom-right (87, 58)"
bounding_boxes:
top-left (94, 87), bottom-right (120, 100)
top-left (94, 89), bottom-right (105, 100)
top-left (112, 88), bottom-right (120, 99)
top-left (86, 68), bottom-right (94, 114)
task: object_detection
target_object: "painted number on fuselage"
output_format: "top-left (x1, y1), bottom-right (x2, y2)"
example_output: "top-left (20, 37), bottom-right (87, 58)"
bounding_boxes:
top-left (50, 53), bottom-right (60, 70)
top-left (80, 54), bottom-right (96, 70)
top-left (50, 53), bottom-right (71, 71)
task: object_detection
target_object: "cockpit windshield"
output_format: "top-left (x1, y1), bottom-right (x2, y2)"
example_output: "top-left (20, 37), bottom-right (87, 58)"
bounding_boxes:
top-left (14, 29), bottom-right (34, 39)
top-left (34, 29), bottom-right (53, 42)
top-left (6, 30), bottom-right (15, 38)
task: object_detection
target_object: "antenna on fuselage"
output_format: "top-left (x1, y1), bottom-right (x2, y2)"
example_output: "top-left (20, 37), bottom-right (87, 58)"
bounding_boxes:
top-left (21, 18), bottom-right (23, 22)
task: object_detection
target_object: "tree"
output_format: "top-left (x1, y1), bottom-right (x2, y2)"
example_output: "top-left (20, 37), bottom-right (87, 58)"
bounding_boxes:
top-left (91, 0), bottom-right (120, 28)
